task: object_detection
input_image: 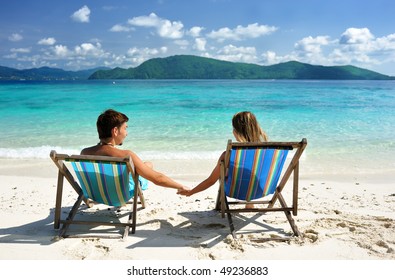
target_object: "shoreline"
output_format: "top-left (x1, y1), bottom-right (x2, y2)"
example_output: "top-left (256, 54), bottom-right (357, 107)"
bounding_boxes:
top-left (0, 157), bottom-right (394, 260)
top-left (1, 157), bottom-right (394, 182)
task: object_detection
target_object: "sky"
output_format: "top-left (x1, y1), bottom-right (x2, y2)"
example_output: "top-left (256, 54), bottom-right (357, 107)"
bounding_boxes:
top-left (1, 0), bottom-right (395, 76)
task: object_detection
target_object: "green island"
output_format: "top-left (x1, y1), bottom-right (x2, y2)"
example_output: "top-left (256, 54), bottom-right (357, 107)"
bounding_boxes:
top-left (1, 55), bottom-right (394, 80)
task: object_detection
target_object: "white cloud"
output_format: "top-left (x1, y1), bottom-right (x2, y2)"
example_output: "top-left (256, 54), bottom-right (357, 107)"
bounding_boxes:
top-left (10, 48), bottom-right (31, 53)
top-left (208, 23), bottom-right (277, 42)
top-left (174, 40), bottom-right (189, 50)
top-left (158, 20), bottom-right (184, 39)
top-left (295, 36), bottom-right (330, 50)
top-left (74, 43), bottom-right (107, 57)
top-left (160, 46), bottom-right (168, 53)
top-left (126, 46), bottom-right (168, 66)
top-left (38, 37), bottom-right (56, 45)
top-left (256, 36), bottom-right (332, 66)
top-left (291, 37), bottom-right (330, 65)
top-left (261, 51), bottom-right (279, 65)
top-left (294, 35), bottom-right (330, 61)
top-left (334, 29), bottom-right (375, 64)
top-left (337, 28), bottom-right (395, 57)
top-left (325, 28), bottom-right (395, 67)
top-left (188, 26), bottom-right (204, 37)
top-left (53, 45), bottom-right (70, 57)
top-left (3, 53), bottom-right (17, 59)
top-left (24, 42), bottom-right (108, 70)
top-left (33, 60), bottom-right (57, 68)
top-left (8, 33), bottom-right (23, 42)
top-left (260, 50), bottom-right (297, 65)
top-left (375, 33), bottom-right (395, 51)
top-left (194, 38), bottom-right (206, 51)
top-left (128, 13), bottom-right (184, 39)
top-left (127, 47), bottom-right (158, 57)
top-left (340, 27), bottom-right (374, 44)
top-left (129, 46), bottom-right (168, 57)
top-left (175, 40), bottom-right (189, 45)
top-left (110, 24), bottom-right (134, 32)
top-left (286, 28), bottom-right (395, 68)
top-left (71, 5), bottom-right (91, 23)
top-left (66, 60), bottom-right (96, 69)
top-left (212, 44), bottom-right (257, 63)
top-left (47, 42), bottom-right (108, 60)
top-left (128, 13), bottom-right (160, 27)
top-left (103, 54), bottom-right (127, 68)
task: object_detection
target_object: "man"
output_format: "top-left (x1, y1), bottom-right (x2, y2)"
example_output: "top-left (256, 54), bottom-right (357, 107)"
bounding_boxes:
top-left (81, 109), bottom-right (189, 193)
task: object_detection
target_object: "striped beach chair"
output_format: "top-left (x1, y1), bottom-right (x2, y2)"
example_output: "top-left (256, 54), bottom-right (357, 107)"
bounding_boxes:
top-left (215, 139), bottom-right (307, 238)
top-left (50, 151), bottom-right (145, 239)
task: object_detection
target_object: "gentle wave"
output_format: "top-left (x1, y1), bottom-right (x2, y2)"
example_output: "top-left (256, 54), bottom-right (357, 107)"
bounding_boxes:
top-left (139, 150), bottom-right (221, 160)
top-left (0, 146), bottom-right (80, 159)
top-left (0, 146), bottom-right (222, 160)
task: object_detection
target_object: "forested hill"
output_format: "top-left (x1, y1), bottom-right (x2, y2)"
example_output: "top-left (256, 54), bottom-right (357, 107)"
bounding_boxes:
top-left (0, 66), bottom-right (109, 80)
top-left (89, 55), bottom-right (394, 80)
top-left (1, 55), bottom-right (393, 80)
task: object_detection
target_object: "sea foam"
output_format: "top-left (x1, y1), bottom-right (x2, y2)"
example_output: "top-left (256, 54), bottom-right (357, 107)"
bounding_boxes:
top-left (0, 146), bottom-right (221, 160)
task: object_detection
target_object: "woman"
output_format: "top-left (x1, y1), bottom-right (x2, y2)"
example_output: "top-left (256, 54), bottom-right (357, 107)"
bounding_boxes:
top-left (179, 111), bottom-right (268, 197)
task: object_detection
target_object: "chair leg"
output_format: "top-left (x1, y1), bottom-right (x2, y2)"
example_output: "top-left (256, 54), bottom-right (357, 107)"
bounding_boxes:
top-left (215, 188), bottom-right (221, 211)
top-left (293, 163), bottom-right (299, 216)
top-left (277, 192), bottom-right (300, 236)
top-left (59, 193), bottom-right (84, 237)
top-left (219, 161), bottom-right (226, 217)
top-left (131, 184), bottom-right (139, 235)
top-left (123, 202), bottom-right (134, 239)
top-left (54, 171), bottom-right (64, 229)
top-left (215, 183), bottom-right (236, 238)
top-left (224, 196), bottom-right (236, 238)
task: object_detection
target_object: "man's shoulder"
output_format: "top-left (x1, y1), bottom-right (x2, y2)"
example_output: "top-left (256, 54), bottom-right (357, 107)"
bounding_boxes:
top-left (112, 148), bottom-right (134, 158)
top-left (81, 145), bottom-right (133, 158)
top-left (80, 145), bottom-right (97, 155)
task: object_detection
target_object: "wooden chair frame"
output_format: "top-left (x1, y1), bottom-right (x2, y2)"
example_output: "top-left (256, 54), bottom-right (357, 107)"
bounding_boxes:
top-left (50, 151), bottom-right (145, 239)
top-left (215, 138), bottom-right (307, 238)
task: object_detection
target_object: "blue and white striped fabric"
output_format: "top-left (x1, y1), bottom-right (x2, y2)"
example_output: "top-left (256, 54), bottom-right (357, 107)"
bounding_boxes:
top-left (71, 160), bottom-right (132, 207)
top-left (225, 148), bottom-right (288, 201)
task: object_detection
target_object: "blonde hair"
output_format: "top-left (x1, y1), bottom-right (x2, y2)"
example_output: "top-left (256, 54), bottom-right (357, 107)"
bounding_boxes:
top-left (232, 111), bottom-right (268, 142)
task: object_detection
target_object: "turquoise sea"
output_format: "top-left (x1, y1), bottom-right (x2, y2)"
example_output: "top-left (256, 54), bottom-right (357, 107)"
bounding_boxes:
top-left (0, 79), bottom-right (394, 175)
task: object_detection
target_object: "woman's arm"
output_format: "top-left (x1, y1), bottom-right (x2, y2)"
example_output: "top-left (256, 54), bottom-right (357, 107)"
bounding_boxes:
top-left (183, 152), bottom-right (225, 196)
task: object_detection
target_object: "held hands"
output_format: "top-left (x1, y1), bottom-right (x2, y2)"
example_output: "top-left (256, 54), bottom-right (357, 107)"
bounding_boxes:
top-left (177, 186), bottom-right (192, 196)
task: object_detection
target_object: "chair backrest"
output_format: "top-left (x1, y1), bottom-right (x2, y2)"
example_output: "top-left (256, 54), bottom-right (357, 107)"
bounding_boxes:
top-left (67, 157), bottom-right (133, 207)
top-left (224, 142), bottom-right (291, 201)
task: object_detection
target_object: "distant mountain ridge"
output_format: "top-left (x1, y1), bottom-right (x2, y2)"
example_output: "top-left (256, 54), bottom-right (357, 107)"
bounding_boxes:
top-left (89, 55), bottom-right (394, 80)
top-left (1, 55), bottom-right (394, 80)
top-left (0, 66), bottom-right (109, 81)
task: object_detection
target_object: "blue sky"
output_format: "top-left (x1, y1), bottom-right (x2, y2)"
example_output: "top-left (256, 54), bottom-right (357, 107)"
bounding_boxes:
top-left (1, 0), bottom-right (395, 75)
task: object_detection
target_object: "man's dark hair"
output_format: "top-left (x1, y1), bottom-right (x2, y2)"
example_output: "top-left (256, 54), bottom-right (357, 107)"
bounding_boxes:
top-left (96, 109), bottom-right (129, 139)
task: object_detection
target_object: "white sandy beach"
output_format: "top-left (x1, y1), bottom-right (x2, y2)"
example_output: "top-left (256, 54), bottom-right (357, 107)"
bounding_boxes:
top-left (1, 157), bottom-right (394, 263)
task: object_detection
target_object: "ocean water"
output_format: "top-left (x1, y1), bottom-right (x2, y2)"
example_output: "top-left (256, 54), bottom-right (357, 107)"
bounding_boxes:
top-left (0, 79), bottom-right (394, 175)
